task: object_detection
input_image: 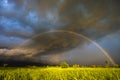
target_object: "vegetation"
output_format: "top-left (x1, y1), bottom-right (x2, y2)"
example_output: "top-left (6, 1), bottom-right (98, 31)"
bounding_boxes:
top-left (60, 61), bottom-right (69, 68)
top-left (105, 60), bottom-right (110, 68)
top-left (0, 62), bottom-right (119, 80)
top-left (73, 64), bottom-right (80, 68)
top-left (114, 64), bottom-right (119, 68)
top-left (0, 67), bottom-right (120, 80)
top-left (3, 64), bottom-right (8, 67)
top-left (91, 65), bottom-right (96, 68)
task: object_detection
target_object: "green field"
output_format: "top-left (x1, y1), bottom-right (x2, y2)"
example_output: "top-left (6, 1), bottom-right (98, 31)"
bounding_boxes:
top-left (0, 67), bottom-right (120, 80)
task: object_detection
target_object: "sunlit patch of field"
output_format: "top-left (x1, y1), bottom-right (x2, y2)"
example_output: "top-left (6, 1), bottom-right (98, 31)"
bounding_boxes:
top-left (0, 67), bottom-right (120, 80)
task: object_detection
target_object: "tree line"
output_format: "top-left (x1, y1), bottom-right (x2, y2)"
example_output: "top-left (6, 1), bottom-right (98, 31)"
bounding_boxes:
top-left (60, 61), bottom-right (119, 68)
top-left (1, 60), bottom-right (119, 68)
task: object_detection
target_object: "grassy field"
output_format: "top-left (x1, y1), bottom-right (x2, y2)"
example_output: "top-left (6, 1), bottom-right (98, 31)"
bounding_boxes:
top-left (0, 67), bottom-right (120, 80)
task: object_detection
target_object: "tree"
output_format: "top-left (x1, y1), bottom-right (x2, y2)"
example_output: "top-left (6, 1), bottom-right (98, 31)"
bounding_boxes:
top-left (105, 60), bottom-right (109, 67)
top-left (114, 64), bottom-right (119, 68)
top-left (91, 65), bottom-right (96, 68)
top-left (3, 64), bottom-right (8, 67)
top-left (60, 61), bottom-right (69, 68)
top-left (73, 64), bottom-right (80, 68)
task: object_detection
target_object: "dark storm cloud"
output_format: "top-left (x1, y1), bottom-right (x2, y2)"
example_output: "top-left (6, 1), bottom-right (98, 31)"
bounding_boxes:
top-left (0, 0), bottom-right (66, 48)
top-left (0, 0), bottom-right (120, 66)
top-left (59, 0), bottom-right (120, 39)
top-left (0, 35), bottom-right (25, 48)
top-left (0, 16), bottom-right (34, 37)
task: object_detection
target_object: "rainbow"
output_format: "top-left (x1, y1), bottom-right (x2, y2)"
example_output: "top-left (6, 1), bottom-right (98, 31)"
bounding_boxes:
top-left (17, 30), bottom-right (116, 65)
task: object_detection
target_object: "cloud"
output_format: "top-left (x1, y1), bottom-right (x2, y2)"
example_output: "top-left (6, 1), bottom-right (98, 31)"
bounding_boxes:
top-left (0, 16), bottom-right (34, 37)
top-left (58, 0), bottom-right (120, 39)
top-left (0, 47), bottom-right (64, 65)
top-left (0, 0), bottom-right (120, 65)
top-left (0, 35), bottom-right (25, 48)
